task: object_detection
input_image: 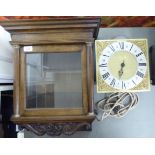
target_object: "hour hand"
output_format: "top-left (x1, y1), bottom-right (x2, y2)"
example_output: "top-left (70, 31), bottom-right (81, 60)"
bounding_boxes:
top-left (118, 61), bottom-right (125, 79)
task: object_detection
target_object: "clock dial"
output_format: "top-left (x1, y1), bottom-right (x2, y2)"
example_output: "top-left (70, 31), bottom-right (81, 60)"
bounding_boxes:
top-left (98, 41), bottom-right (147, 90)
top-left (107, 51), bottom-right (138, 80)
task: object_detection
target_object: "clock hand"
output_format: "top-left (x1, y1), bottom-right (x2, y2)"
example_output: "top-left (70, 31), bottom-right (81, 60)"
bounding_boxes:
top-left (121, 61), bottom-right (125, 68)
top-left (118, 61), bottom-right (125, 79)
top-left (118, 69), bottom-right (123, 79)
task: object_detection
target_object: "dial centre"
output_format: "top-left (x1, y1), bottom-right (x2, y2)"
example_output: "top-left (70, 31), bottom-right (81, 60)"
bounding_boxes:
top-left (108, 51), bottom-right (138, 80)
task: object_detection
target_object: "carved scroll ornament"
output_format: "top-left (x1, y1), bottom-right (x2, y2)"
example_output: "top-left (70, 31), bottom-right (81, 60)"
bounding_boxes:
top-left (21, 122), bottom-right (91, 136)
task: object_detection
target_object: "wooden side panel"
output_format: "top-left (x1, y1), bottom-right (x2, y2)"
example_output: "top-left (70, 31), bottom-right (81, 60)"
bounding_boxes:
top-left (86, 42), bottom-right (94, 112)
top-left (13, 45), bottom-right (20, 117)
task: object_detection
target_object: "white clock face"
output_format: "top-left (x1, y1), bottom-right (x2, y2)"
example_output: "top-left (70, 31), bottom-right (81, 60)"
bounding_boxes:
top-left (99, 41), bottom-right (147, 90)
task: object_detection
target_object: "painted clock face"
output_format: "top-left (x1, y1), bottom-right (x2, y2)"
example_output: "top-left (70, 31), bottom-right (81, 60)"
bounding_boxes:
top-left (98, 41), bottom-right (147, 90)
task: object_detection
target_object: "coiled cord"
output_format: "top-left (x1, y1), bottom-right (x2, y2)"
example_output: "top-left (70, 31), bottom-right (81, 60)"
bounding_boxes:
top-left (95, 92), bottom-right (138, 121)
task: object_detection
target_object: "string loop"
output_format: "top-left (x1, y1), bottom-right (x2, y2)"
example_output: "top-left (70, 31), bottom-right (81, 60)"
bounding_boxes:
top-left (95, 92), bottom-right (138, 121)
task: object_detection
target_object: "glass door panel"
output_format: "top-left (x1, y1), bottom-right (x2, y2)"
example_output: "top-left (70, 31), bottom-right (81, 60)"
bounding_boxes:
top-left (26, 52), bottom-right (82, 109)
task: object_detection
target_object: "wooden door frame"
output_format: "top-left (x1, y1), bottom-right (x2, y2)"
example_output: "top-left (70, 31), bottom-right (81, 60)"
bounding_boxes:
top-left (19, 44), bottom-right (89, 116)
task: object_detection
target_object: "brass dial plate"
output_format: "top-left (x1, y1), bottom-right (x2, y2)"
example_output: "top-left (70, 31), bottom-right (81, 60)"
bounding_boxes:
top-left (95, 39), bottom-right (150, 93)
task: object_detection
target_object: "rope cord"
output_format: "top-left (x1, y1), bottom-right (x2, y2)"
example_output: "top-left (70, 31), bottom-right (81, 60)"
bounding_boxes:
top-left (95, 92), bottom-right (138, 121)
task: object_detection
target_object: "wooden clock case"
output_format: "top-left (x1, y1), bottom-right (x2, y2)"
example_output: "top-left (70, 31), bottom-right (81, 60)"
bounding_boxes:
top-left (0, 17), bottom-right (101, 136)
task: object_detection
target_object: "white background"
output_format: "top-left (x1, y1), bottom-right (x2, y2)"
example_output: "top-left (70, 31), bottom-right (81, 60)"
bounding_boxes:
top-left (0, 0), bottom-right (155, 154)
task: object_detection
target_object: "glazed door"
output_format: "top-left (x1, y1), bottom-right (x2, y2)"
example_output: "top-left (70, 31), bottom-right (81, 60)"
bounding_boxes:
top-left (19, 44), bottom-right (88, 116)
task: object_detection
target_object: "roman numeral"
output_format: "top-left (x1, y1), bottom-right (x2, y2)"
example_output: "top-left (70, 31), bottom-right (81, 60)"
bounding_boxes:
top-left (138, 63), bottom-right (146, 66)
top-left (122, 81), bottom-right (126, 89)
top-left (136, 71), bottom-right (144, 78)
top-left (132, 80), bottom-right (136, 85)
top-left (119, 42), bottom-right (124, 50)
top-left (102, 72), bottom-right (110, 80)
top-left (99, 63), bottom-right (107, 67)
top-left (103, 55), bottom-right (109, 57)
top-left (109, 45), bottom-right (115, 52)
top-left (130, 44), bottom-right (133, 51)
top-left (110, 78), bottom-right (116, 87)
top-left (136, 52), bottom-right (143, 57)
